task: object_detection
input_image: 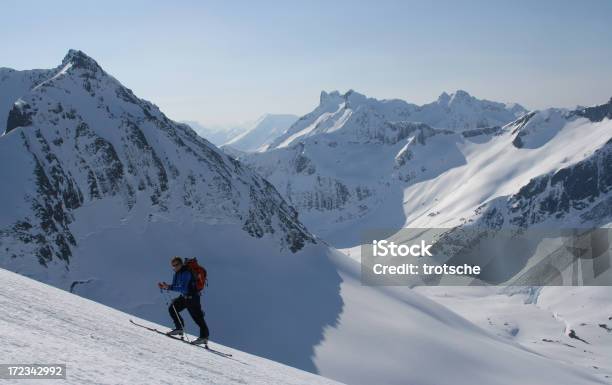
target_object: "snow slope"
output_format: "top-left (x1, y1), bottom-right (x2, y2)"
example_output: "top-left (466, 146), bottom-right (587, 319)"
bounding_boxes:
top-left (0, 267), bottom-right (342, 385)
top-left (396, 108), bottom-right (612, 248)
top-left (313, 252), bottom-right (610, 385)
top-left (3, 256), bottom-right (609, 385)
top-left (224, 113), bottom-right (298, 152)
top-left (415, 286), bottom-right (612, 383)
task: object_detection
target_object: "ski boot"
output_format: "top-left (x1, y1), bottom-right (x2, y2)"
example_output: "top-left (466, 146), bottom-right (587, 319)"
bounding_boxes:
top-left (166, 328), bottom-right (184, 337)
top-left (191, 337), bottom-right (208, 347)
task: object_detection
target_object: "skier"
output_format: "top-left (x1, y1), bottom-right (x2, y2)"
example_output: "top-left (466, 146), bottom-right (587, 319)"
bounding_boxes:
top-left (158, 256), bottom-right (210, 346)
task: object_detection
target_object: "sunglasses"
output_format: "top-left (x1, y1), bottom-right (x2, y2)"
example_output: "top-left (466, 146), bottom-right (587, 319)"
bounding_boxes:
top-left (172, 263), bottom-right (181, 267)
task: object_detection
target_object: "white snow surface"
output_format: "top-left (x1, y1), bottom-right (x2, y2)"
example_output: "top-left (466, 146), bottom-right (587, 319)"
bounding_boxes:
top-left (313, 253), bottom-right (611, 385)
top-left (416, 286), bottom-right (612, 383)
top-left (0, 268), bottom-right (342, 385)
top-left (3, 255), bottom-right (609, 385)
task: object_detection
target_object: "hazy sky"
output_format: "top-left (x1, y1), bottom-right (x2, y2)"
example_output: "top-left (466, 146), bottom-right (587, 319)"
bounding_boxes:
top-left (2, 0), bottom-right (611, 126)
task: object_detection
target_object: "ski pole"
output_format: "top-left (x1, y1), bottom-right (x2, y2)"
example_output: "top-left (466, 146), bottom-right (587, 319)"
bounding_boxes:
top-left (161, 289), bottom-right (191, 343)
top-left (164, 290), bottom-right (190, 343)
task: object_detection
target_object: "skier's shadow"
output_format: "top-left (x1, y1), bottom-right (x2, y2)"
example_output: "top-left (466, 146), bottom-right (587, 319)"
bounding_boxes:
top-left (75, 222), bottom-right (344, 374)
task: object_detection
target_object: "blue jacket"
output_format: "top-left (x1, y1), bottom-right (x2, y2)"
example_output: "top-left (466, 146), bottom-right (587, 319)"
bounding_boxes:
top-left (167, 267), bottom-right (195, 296)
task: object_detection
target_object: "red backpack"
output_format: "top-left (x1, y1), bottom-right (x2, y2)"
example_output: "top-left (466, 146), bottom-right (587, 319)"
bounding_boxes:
top-left (185, 258), bottom-right (207, 292)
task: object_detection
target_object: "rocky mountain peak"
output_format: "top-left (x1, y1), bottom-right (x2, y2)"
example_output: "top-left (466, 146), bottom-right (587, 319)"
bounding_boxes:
top-left (61, 49), bottom-right (102, 73)
top-left (437, 91), bottom-right (451, 105)
top-left (448, 89), bottom-right (474, 105)
top-left (319, 90), bottom-right (342, 105)
top-left (343, 89), bottom-right (368, 106)
top-left (573, 96), bottom-right (612, 122)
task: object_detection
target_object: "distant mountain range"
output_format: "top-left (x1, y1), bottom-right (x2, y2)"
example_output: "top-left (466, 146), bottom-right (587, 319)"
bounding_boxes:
top-left (268, 89), bottom-right (526, 149)
top-left (181, 120), bottom-right (248, 146)
top-left (184, 113), bottom-right (297, 152)
top-left (238, 89), bottom-right (611, 253)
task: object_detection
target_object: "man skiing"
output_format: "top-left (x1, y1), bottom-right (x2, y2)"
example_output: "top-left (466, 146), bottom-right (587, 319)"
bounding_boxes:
top-left (158, 256), bottom-right (210, 346)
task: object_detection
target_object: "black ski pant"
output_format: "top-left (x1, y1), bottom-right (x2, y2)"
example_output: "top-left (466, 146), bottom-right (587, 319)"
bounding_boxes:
top-left (169, 294), bottom-right (209, 339)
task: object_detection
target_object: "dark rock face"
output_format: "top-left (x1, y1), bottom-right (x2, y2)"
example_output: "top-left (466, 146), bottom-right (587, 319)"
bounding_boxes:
top-left (462, 126), bottom-right (502, 138)
top-left (383, 121), bottom-right (437, 145)
top-left (243, 179), bottom-right (315, 252)
top-left (509, 111), bottom-right (537, 149)
top-left (62, 49), bottom-right (102, 73)
top-left (74, 122), bottom-right (126, 200)
top-left (5, 101), bottom-right (34, 134)
top-left (282, 175), bottom-right (353, 213)
top-left (573, 97), bottom-right (612, 122)
top-left (10, 129), bottom-right (83, 265)
top-left (294, 154), bottom-right (315, 174)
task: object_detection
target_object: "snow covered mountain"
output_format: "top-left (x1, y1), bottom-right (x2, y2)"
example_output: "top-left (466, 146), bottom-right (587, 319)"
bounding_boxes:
top-left (240, 91), bottom-right (611, 252)
top-left (410, 102), bottom-right (612, 285)
top-left (268, 89), bottom-right (526, 149)
top-left (184, 113), bottom-right (297, 152)
top-left (0, 49), bottom-right (313, 264)
top-left (416, 98), bottom-right (612, 231)
top-left (0, 267), bottom-right (342, 385)
top-left (182, 120), bottom-right (248, 146)
top-left (224, 113), bottom-right (298, 152)
top-left (416, 90), bottom-right (527, 132)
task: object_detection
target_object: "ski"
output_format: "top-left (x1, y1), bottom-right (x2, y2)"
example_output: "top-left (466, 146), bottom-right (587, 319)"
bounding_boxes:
top-left (129, 319), bottom-right (234, 358)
